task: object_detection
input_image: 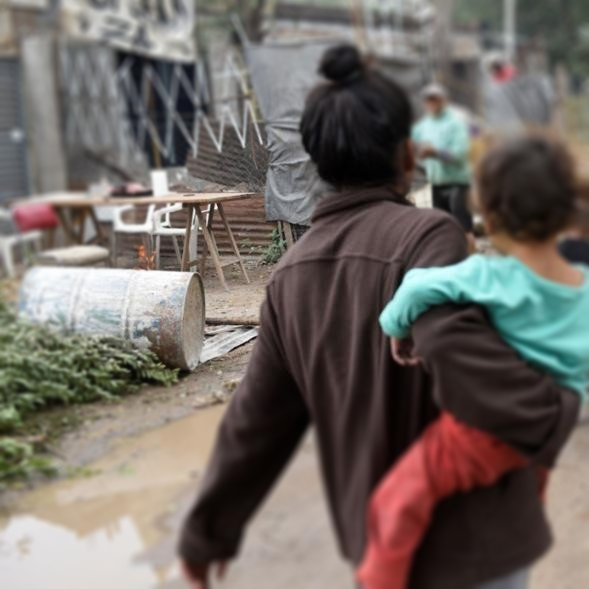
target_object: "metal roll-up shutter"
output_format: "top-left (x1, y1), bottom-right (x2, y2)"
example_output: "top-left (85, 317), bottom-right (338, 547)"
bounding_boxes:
top-left (0, 58), bottom-right (29, 203)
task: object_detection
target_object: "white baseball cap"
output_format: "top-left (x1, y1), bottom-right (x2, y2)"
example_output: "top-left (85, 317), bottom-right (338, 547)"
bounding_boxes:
top-left (421, 83), bottom-right (448, 100)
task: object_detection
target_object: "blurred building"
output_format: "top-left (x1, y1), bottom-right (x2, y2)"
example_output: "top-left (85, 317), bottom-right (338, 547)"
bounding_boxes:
top-left (0, 0), bottom-right (61, 203)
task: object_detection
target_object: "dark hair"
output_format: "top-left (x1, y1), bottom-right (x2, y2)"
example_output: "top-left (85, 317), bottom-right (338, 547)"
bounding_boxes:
top-left (477, 135), bottom-right (577, 241)
top-left (300, 44), bottom-right (413, 188)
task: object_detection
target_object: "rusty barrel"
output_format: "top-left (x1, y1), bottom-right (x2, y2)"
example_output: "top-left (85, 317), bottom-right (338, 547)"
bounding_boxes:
top-left (19, 267), bottom-right (205, 371)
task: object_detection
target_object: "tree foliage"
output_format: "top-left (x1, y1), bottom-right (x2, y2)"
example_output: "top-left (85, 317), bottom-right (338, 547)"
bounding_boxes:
top-left (453, 0), bottom-right (589, 80)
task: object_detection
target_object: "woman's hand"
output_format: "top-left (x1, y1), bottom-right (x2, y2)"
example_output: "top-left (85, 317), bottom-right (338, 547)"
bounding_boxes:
top-left (181, 560), bottom-right (228, 589)
top-left (391, 338), bottom-right (421, 367)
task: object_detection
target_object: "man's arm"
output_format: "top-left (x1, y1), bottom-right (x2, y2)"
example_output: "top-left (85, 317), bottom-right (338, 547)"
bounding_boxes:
top-left (179, 284), bottom-right (310, 568)
top-left (427, 117), bottom-right (469, 165)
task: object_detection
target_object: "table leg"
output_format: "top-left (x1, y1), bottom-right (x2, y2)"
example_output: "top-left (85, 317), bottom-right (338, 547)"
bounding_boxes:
top-left (56, 209), bottom-right (79, 245)
top-left (89, 207), bottom-right (106, 245)
top-left (75, 209), bottom-right (88, 244)
top-left (217, 202), bottom-right (250, 284)
top-left (195, 206), bottom-right (228, 291)
top-left (199, 204), bottom-right (214, 278)
top-left (181, 205), bottom-right (194, 272)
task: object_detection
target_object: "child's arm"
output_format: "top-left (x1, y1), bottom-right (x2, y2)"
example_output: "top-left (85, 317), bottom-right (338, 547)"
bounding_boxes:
top-left (357, 413), bottom-right (529, 589)
top-left (380, 255), bottom-right (490, 339)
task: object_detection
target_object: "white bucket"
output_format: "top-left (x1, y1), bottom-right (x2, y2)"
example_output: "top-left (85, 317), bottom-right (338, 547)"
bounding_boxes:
top-left (151, 170), bottom-right (169, 197)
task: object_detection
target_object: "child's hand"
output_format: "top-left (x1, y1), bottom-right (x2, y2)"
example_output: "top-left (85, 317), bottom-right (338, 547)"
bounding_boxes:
top-left (391, 337), bottom-right (421, 367)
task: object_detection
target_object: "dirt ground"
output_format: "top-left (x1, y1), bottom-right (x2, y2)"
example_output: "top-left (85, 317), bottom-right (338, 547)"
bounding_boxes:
top-left (1, 261), bottom-right (589, 588)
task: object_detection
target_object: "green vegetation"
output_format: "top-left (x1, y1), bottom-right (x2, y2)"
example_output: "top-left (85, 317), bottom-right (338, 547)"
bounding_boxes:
top-left (262, 228), bottom-right (287, 265)
top-left (454, 0), bottom-right (589, 81)
top-left (0, 299), bottom-right (178, 486)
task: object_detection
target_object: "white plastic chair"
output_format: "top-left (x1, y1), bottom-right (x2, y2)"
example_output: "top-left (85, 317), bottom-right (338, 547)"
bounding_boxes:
top-left (152, 204), bottom-right (186, 268)
top-left (111, 200), bottom-right (215, 269)
top-left (0, 208), bottom-right (43, 278)
top-left (152, 204), bottom-right (215, 270)
top-left (111, 204), bottom-right (157, 267)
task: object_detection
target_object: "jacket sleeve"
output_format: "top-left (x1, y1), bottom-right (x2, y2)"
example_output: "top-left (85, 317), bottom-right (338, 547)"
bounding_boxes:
top-left (179, 284), bottom-right (310, 566)
top-left (405, 215), bottom-right (580, 465)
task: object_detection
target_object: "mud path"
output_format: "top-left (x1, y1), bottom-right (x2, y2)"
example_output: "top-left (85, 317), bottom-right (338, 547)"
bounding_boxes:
top-left (1, 264), bottom-right (588, 588)
top-left (0, 406), bottom-right (351, 588)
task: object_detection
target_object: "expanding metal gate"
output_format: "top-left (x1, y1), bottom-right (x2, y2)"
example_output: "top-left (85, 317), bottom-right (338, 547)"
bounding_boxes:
top-left (0, 58), bottom-right (29, 203)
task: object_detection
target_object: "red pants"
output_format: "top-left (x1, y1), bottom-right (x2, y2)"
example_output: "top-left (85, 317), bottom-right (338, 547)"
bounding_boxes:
top-left (357, 413), bottom-right (534, 589)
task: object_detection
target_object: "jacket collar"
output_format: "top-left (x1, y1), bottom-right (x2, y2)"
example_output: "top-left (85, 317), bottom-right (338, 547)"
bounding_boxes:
top-left (311, 184), bottom-right (411, 222)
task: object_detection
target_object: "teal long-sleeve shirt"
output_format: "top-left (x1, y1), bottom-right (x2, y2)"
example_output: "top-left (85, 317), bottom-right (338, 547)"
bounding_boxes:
top-left (380, 254), bottom-right (589, 399)
top-left (412, 107), bottom-right (471, 186)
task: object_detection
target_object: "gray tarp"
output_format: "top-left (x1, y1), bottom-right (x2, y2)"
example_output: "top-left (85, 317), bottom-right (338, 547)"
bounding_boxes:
top-left (483, 74), bottom-right (555, 132)
top-left (246, 42), bottom-right (425, 225)
top-left (246, 42), bottom-right (332, 226)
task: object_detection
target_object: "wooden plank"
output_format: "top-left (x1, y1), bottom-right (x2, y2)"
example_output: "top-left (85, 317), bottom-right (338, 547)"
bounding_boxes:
top-left (194, 207), bottom-right (228, 291)
top-left (17, 191), bottom-right (261, 208)
top-left (217, 202), bottom-right (250, 284)
top-left (180, 205), bottom-right (194, 272)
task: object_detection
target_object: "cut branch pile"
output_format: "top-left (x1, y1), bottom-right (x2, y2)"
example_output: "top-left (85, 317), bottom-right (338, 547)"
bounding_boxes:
top-left (0, 299), bottom-right (178, 485)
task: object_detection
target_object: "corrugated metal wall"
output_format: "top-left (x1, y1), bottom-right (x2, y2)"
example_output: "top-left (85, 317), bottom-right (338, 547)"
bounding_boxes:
top-left (0, 57), bottom-right (29, 203)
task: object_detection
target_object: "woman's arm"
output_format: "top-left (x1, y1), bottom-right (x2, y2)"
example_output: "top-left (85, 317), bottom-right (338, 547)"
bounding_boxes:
top-left (179, 285), bottom-right (310, 572)
top-left (413, 305), bottom-right (579, 465)
top-left (403, 217), bottom-right (579, 463)
top-left (379, 256), bottom-right (488, 338)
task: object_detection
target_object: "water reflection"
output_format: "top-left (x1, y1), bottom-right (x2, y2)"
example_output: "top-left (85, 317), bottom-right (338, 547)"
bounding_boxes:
top-left (0, 515), bottom-right (171, 588)
top-left (0, 407), bottom-right (225, 588)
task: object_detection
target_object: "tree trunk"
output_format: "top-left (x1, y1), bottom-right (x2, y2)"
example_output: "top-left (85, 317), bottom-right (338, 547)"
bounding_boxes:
top-left (236, 0), bottom-right (267, 43)
top-left (433, 0), bottom-right (455, 85)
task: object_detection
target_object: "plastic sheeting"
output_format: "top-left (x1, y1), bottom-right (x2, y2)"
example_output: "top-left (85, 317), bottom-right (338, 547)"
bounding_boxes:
top-left (483, 74), bottom-right (555, 133)
top-left (246, 42), bottom-right (426, 225)
top-left (246, 42), bottom-right (332, 226)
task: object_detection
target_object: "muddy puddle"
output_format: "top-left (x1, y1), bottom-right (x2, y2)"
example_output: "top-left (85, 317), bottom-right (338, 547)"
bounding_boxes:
top-left (0, 406), bottom-right (225, 588)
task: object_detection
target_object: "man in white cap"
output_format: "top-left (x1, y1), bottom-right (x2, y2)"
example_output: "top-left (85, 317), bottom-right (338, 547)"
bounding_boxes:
top-left (413, 83), bottom-right (475, 249)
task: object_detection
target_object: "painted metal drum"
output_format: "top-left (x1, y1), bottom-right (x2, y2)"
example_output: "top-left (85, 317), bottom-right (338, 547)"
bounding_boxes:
top-left (19, 267), bottom-right (205, 371)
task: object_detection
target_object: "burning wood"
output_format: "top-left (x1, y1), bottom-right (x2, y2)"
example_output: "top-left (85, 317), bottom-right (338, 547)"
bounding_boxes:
top-left (136, 244), bottom-right (156, 270)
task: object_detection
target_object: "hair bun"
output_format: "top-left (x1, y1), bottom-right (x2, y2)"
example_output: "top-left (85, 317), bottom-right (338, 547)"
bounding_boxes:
top-left (319, 44), bottom-right (365, 84)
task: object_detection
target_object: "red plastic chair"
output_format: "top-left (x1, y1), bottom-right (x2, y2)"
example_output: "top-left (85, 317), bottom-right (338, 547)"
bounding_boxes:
top-left (12, 203), bottom-right (60, 233)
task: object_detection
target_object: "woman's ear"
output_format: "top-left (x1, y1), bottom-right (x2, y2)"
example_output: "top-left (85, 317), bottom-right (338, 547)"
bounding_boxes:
top-left (483, 212), bottom-right (498, 236)
top-left (403, 139), bottom-right (416, 175)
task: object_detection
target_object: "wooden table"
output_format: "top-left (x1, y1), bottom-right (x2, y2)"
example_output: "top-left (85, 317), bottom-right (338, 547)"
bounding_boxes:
top-left (21, 191), bottom-right (257, 290)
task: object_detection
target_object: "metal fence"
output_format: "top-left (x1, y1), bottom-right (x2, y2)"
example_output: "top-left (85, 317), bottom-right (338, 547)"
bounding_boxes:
top-left (59, 42), bottom-right (265, 187)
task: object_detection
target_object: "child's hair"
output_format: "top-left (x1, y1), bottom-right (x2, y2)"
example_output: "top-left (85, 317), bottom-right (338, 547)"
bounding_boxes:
top-left (477, 135), bottom-right (577, 241)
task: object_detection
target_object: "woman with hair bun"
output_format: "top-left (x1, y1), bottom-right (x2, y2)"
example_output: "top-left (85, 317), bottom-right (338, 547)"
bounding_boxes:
top-left (179, 45), bottom-right (578, 589)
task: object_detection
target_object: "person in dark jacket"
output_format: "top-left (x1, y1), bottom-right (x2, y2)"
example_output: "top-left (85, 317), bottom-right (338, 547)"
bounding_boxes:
top-left (560, 236), bottom-right (589, 264)
top-left (559, 193), bottom-right (589, 265)
top-left (179, 45), bottom-right (579, 589)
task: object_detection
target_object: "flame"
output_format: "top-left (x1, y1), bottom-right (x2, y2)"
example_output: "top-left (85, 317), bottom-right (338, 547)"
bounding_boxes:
top-left (136, 244), bottom-right (156, 270)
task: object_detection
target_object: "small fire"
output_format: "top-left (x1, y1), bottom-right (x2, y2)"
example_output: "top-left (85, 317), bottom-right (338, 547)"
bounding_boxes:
top-left (136, 244), bottom-right (156, 270)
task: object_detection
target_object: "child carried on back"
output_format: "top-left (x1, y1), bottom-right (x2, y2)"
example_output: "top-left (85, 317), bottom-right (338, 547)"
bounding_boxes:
top-left (358, 136), bottom-right (589, 589)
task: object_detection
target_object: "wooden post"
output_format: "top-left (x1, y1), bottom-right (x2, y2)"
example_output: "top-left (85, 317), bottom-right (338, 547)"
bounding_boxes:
top-left (433, 0), bottom-right (455, 86)
top-left (554, 64), bottom-right (570, 139)
top-left (281, 221), bottom-right (295, 249)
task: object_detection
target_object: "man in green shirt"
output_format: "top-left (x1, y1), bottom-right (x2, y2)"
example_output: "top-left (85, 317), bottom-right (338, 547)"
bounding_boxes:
top-left (412, 84), bottom-right (475, 247)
